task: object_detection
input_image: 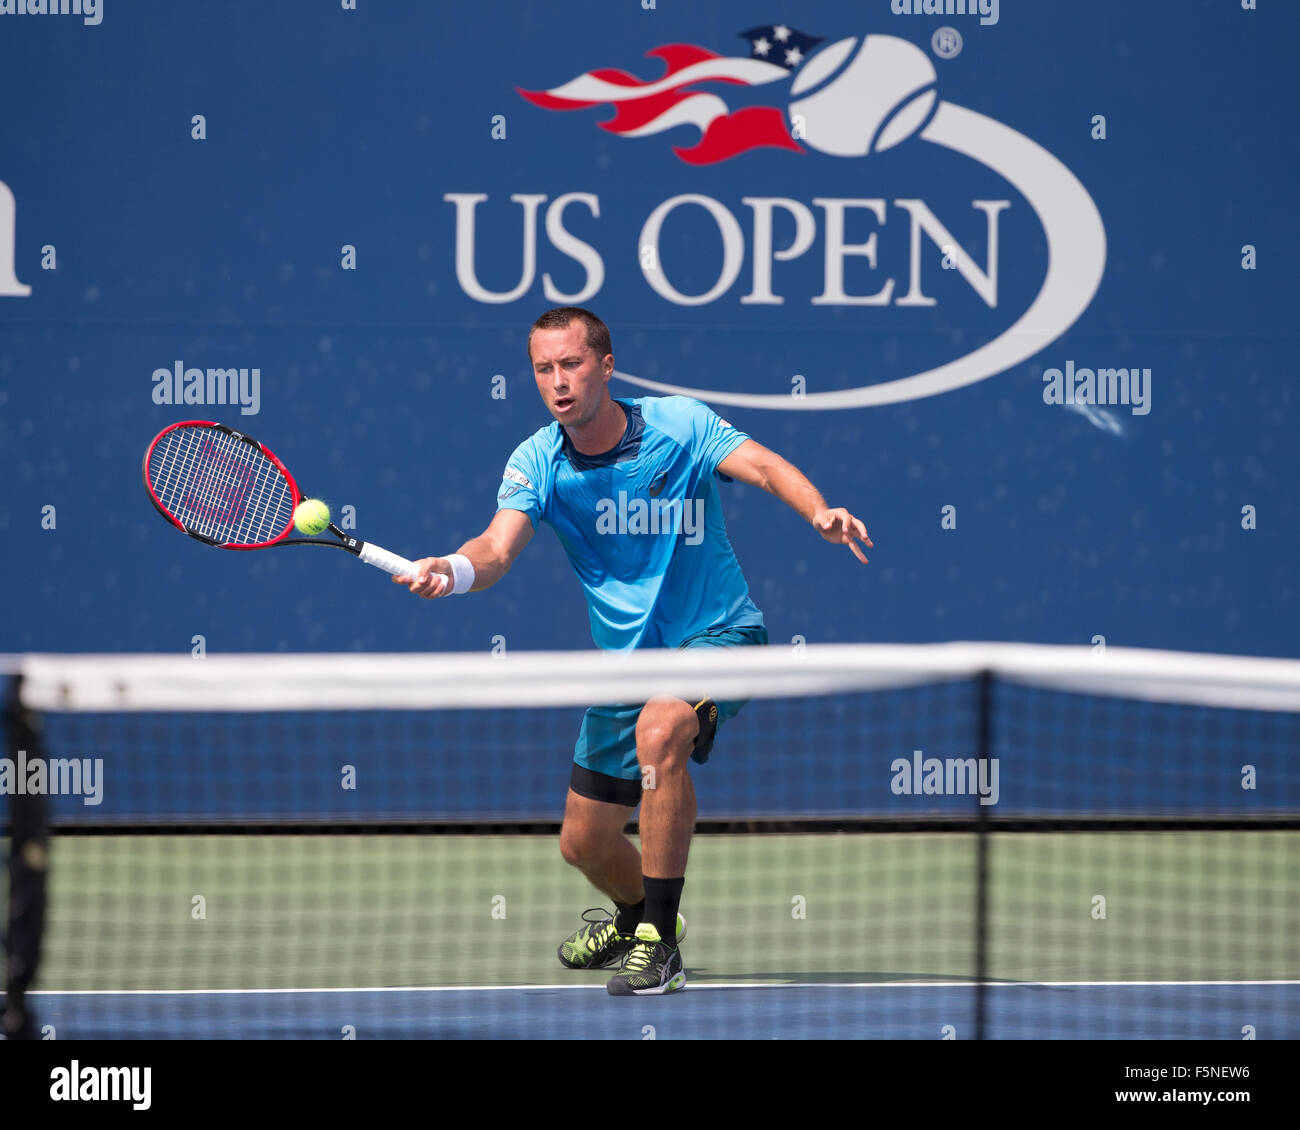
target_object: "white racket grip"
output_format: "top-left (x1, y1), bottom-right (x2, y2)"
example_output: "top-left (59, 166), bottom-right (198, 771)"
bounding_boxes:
top-left (358, 541), bottom-right (422, 578)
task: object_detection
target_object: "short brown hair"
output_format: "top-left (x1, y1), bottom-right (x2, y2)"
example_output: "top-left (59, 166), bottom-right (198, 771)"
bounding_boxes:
top-left (527, 307), bottom-right (612, 363)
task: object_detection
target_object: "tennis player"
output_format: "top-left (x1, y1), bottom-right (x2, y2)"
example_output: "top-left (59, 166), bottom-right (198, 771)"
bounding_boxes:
top-left (397, 307), bottom-right (869, 995)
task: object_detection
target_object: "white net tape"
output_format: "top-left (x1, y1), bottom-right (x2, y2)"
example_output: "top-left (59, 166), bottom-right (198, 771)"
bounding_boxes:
top-left (13, 642), bottom-right (1300, 714)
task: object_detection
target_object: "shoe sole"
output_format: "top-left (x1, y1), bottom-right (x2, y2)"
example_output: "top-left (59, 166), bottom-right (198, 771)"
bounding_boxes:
top-left (607, 971), bottom-right (687, 997)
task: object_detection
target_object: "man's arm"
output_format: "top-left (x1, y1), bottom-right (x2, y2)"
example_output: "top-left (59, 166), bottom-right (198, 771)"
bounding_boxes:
top-left (394, 508), bottom-right (535, 598)
top-left (717, 438), bottom-right (872, 564)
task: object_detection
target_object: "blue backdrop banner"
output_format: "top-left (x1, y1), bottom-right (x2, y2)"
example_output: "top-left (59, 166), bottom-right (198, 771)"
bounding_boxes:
top-left (0, 0), bottom-right (1295, 659)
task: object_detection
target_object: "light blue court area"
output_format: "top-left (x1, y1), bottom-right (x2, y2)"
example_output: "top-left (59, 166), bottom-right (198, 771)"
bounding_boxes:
top-left (20, 983), bottom-right (1300, 1040)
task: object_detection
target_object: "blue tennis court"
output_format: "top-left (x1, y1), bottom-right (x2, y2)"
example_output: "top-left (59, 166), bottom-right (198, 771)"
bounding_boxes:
top-left (24, 983), bottom-right (1299, 1040)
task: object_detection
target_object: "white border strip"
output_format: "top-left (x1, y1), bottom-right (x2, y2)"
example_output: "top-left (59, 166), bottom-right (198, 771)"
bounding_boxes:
top-left (15, 643), bottom-right (1300, 714)
top-left (28, 979), bottom-right (1300, 997)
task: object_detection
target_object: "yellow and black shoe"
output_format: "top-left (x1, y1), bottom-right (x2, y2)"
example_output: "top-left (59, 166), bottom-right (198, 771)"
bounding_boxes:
top-left (558, 908), bottom-right (631, 970)
top-left (558, 909), bottom-right (686, 970)
top-left (605, 923), bottom-right (687, 996)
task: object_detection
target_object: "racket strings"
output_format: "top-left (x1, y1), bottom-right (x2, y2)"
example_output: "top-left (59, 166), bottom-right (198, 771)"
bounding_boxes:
top-left (240, 452), bottom-right (295, 544)
top-left (149, 426), bottom-right (295, 546)
top-left (185, 434), bottom-right (253, 528)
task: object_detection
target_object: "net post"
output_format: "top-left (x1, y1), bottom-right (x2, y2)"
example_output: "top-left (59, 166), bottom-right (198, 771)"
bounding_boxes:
top-left (973, 668), bottom-right (992, 1041)
top-left (3, 674), bottom-right (48, 1041)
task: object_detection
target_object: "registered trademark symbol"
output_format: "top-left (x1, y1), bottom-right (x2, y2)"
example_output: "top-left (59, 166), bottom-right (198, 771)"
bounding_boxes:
top-left (932, 27), bottom-right (963, 59)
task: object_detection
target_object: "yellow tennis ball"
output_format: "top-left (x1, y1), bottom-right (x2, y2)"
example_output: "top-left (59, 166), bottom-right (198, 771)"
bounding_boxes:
top-left (294, 499), bottom-right (330, 535)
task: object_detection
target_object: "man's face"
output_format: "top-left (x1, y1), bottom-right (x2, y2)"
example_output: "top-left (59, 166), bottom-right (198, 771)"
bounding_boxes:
top-left (529, 321), bottom-right (612, 428)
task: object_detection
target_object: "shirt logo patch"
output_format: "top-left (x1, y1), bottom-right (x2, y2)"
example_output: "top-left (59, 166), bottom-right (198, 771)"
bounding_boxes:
top-left (648, 472), bottom-right (668, 497)
top-left (503, 467), bottom-right (533, 490)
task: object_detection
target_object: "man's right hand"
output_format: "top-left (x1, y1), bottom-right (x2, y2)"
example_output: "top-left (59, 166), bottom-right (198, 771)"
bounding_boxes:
top-left (393, 558), bottom-right (452, 598)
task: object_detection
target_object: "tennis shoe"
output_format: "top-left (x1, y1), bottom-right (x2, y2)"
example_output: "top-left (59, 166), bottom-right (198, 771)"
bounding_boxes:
top-left (605, 923), bottom-right (686, 996)
top-left (558, 908), bottom-right (628, 969)
top-left (558, 909), bottom-right (686, 970)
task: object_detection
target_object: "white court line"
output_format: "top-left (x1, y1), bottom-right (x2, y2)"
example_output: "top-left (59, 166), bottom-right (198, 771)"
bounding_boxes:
top-left (28, 979), bottom-right (1300, 997)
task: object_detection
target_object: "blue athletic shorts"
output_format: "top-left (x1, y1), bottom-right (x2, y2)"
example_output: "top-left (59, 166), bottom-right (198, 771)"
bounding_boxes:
top-left (570, 624), bottom-right (768, 807)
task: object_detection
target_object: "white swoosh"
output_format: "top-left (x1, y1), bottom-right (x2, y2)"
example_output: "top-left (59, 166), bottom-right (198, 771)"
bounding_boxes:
top-left (546, 58), bottom-right (789, 103)
top-left (614, 100), bottom-right (1107, 409)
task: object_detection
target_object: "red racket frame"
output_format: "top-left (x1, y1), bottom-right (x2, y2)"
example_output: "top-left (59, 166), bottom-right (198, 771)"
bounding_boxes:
top-left (142, 420), bottom-right (303, 550)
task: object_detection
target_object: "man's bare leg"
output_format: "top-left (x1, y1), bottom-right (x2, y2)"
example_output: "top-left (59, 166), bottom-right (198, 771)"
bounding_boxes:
top-left (558, 788), bottom-right (642, 906)
top-left (634, 696), bottom-right (699, 940)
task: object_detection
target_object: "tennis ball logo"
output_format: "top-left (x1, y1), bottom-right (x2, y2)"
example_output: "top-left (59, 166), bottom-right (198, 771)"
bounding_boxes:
top-left (789, 35), bottom-right (938, 157)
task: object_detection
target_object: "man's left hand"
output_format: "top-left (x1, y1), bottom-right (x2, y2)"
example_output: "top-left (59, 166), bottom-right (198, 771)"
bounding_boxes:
top-left (813, 509), bottom-right (871, 564)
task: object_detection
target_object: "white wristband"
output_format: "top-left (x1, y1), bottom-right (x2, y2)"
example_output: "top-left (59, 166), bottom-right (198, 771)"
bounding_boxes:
top-left (445, 553), bottom-right (476, 595)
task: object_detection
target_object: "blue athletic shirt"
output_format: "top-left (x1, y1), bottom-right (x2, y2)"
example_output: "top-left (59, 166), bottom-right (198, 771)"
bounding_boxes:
top-left (496, 396), bottom-right (765, 650)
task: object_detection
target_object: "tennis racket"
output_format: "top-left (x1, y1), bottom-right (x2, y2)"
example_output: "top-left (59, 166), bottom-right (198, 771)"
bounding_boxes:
top-left (142, 420), bottom-right (424, 578)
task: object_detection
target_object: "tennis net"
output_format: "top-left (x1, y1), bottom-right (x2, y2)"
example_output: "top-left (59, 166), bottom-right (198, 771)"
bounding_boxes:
top-left (3, 643), bottom-right (1298, 1039)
